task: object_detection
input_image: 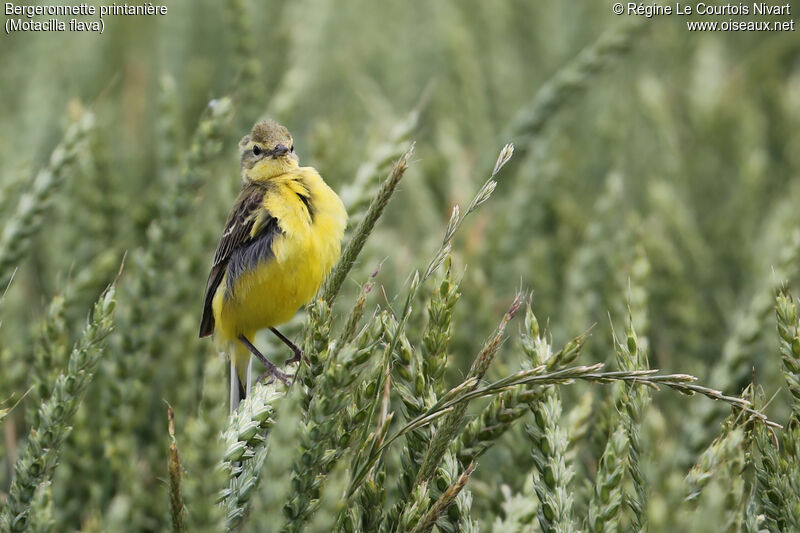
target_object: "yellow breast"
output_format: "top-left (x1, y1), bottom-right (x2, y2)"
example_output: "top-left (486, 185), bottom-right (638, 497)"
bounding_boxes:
top-left (212, 167), bottom-right (347, 341)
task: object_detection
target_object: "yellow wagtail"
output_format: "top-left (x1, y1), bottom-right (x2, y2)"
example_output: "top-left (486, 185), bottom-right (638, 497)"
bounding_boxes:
top-left (200, 120), bottom-right (347, 410)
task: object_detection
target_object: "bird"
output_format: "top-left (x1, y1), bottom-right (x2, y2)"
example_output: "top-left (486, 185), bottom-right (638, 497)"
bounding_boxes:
top-left (200, 119), bottom-right (347, 411)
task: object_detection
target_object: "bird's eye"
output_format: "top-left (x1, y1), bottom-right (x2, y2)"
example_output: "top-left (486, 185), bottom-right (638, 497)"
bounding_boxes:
top-left (252, 145), bottom-right (262, 156)
top-left (290, 145), bottom-right (294, 152)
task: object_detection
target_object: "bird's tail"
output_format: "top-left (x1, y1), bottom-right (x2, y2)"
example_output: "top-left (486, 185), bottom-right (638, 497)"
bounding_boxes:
top-left (230, 342), bottom-right (252, 414)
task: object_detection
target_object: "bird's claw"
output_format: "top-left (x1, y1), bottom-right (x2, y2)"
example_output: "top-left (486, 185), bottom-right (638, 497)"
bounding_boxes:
top-left (285, 348), bottom-right (304, 366)
top-left (257, 365), bottom-right (292, 387)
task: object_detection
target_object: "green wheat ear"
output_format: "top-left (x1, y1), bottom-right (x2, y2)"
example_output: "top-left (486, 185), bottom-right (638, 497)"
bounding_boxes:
top-left (0, 111), bottom-right (95, 290)
top-left (0, 284), bottom-right (115, 532)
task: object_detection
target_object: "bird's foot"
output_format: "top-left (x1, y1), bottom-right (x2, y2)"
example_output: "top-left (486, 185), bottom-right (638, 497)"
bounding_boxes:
top-left (285, 348), bottom-right (304, 366)
top-left (269, 327), bottom-right (309, 367)
top-left (256, 361), bottom-right (292, 387)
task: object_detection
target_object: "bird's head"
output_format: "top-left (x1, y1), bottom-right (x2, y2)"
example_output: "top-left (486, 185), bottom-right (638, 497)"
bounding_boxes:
top-left (239, 119), bottom-right (299, 181)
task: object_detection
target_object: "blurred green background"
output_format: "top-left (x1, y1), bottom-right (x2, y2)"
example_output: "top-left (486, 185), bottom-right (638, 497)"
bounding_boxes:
top-left (1, 0), bottom-right (800, 530)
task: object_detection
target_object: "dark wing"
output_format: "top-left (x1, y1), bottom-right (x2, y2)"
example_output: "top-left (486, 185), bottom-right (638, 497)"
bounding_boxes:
top-left (199, 184), bottom-right (279, 337)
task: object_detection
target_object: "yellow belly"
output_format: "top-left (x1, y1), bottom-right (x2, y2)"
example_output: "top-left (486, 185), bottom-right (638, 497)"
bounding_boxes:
top-left (212, 232), bottom-right (334, 339)
top-left (211, 168), bottom-right (346, 343)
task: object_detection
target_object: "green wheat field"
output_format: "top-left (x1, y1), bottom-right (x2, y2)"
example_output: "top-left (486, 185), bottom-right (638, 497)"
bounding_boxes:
top-left (2, 1), bottom-right (800, 531)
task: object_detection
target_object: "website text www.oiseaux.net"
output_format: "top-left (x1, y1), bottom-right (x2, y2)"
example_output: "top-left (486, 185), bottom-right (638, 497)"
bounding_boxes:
top-left (686, 18), bottom-right (794, 31)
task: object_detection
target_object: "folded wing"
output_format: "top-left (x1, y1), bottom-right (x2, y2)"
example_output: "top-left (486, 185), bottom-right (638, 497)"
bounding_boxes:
top-left (199, 184), bottom-right (281, 337)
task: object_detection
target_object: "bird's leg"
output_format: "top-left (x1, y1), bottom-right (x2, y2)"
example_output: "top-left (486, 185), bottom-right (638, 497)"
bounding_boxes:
top-left (269, 327), bottom-right (305, 365)
top-left (238, 334), bottom-right (292, 386)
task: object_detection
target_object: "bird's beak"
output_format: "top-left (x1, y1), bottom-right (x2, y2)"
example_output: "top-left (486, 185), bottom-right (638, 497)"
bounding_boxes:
top-left (272, 144), bottom-right (289, 157)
